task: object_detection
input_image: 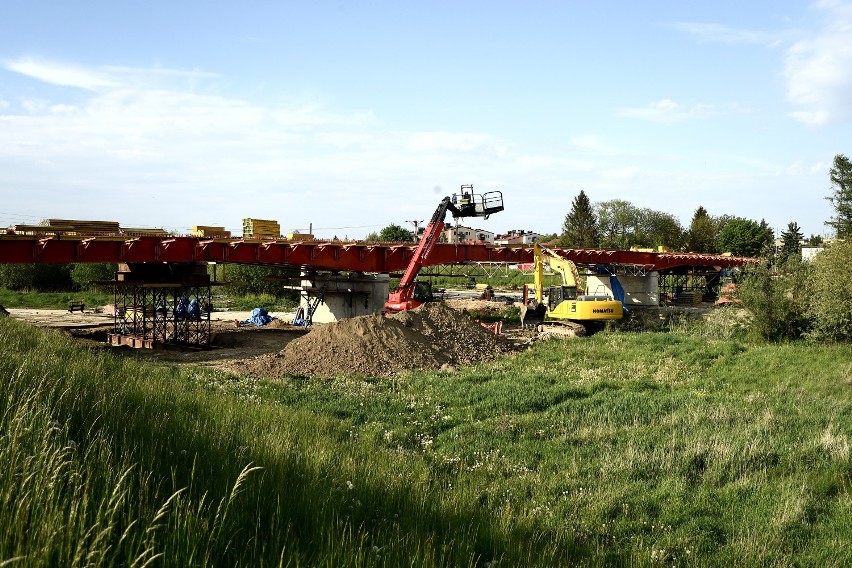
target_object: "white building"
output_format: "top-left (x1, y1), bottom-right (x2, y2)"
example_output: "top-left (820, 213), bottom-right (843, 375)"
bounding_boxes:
top-left (494, 229), bottom-right (542, 245)
top-left (442, 226), bottom-right (495, 243)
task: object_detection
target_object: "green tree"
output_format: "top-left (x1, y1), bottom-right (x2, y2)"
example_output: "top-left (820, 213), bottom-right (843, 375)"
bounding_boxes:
top-left (807, 234), bottom-right (824, 246)
top-left (638, 209), bottom-right (684, 250)
top-left (595, 199), bottom-right (639, 249)
top-left (595, 200), bottom-right (683, 250)
top-left (560, 190), bottom-right (599, 248)
top-left (807, 240), bottom-right (852, 341)
top-left (535, 233), bottom-right (559, 244)
top-left (377, 224), bottom-right (415, 242)
top-left (826, 154), bottom-right (852, 238)
top-left (778, 222), bottom-right (804, 266)
top-left (715, 218), bottom-right (766, 257)
top-left (687, 206), bottom-right (716, 253)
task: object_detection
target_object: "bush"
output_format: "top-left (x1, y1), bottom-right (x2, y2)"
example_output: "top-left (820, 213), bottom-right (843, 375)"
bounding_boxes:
top-left (0, 263), bottom-right (74, 291)
top-left (806, 240), bottom-right (852, 341)
top-left (70, 263), bottom-right (118, 291)
top-left (218, 264), bottom-right (300, 302)
top-left (735, 262), bottom-right (811, 341)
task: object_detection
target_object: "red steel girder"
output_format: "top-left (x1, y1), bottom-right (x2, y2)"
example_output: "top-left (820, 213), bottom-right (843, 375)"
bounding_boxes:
top-left (0, 235), bottom-right (756, 271)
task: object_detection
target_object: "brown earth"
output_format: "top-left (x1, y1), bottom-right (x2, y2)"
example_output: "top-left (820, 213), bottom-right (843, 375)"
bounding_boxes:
top-left (233, 302), bottom-right (514, 379)
top-left (3, 302), bottom-right (516, 376)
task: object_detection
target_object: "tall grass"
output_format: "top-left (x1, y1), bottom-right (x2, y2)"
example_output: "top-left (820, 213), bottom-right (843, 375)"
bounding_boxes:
top-left (0, 318), bottom-right (575, 566)
top-left (3, 315), bottom-right (852, 565)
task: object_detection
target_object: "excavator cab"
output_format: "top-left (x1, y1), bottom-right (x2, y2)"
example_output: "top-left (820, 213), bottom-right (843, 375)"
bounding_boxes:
top-left (547, 285), bottom-right (578, 311)
top-left (451, 185), bottom-right (504, 219)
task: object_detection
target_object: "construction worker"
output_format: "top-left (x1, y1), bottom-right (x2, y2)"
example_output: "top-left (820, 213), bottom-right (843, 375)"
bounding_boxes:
top-left (459, 191), bottom-right (474, 215)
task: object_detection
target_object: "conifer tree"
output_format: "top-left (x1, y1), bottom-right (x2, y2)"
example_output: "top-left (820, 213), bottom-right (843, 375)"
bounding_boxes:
top-left (827, 154), bottom-right (852, 238)
top-left (686, 206), bottom-right (715, 252)
top-left (561, 190), bottom-right (599, 248)
top-left (778, 221), bottom-right (804, 266)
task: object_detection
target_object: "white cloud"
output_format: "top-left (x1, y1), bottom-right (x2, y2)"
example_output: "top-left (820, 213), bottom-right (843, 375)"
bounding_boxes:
top-left (672, 22), bottom-right (792, 47)
top-left (3, 57), bottom-right (223, 92)
top-left (5, 57), bottom-right (116, 90)
top-left (784, 2), bottom-right (852, 125)
top-left (614, 99), bottom-right (717, 123)
top-left (0, 57), bottom-right (835, 238)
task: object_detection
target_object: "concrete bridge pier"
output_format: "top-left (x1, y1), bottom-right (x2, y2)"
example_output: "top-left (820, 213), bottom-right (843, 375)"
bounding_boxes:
top-left (300, 273), bottom-right (390, 324)
top-left (586, 272), bottom-right (660, 306)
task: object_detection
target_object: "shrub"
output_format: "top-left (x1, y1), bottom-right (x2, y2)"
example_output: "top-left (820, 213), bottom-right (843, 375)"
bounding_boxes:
top-left (806, 240), bottom-right (852, 341)
top-left (0, 263), bottom-right (73, 291)
top-left (70, 263), bottom-right (118, 291)
top-left (735, 262), bottom-right (811, 341)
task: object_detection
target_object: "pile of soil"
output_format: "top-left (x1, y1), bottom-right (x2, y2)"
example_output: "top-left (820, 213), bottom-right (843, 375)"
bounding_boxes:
top-left (238, 302), bottom-right (512, 378)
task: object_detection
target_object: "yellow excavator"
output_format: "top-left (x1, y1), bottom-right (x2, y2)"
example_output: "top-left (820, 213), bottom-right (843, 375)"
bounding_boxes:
top-left (521, 243), bottom-right (624, 336)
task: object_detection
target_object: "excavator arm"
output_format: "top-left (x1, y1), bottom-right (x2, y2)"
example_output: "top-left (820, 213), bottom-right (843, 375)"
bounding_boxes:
top-left (523, 243), bottom-right (623, 332)
top-left (534, 244), bottom-right (582, 296)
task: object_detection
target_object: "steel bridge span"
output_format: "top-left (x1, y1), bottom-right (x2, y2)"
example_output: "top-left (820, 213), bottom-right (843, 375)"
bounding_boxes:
top-left (0, 235), bottom-right (754, 272)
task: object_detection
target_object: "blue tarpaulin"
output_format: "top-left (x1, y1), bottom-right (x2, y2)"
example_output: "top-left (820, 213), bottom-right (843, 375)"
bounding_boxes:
top-left (175, 297), bottom-right (201, 320)
top-left (240, 307), bottom-right (274, 327)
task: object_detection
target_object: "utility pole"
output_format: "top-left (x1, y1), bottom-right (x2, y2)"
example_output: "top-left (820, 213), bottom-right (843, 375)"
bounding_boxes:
top-left (406, 219), bottom-right (424, 241)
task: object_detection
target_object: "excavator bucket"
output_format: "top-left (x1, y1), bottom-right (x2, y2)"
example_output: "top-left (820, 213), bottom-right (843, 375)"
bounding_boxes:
top-left (519, 301), bottom-right (546, 328)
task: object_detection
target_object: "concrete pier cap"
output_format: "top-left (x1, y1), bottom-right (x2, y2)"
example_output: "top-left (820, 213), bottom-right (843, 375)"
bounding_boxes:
top-left (300, 272), bottom-right (390, 324)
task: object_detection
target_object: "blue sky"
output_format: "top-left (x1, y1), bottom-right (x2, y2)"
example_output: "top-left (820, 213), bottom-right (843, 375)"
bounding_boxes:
top-left (1, 1), bottom-right (850, 240)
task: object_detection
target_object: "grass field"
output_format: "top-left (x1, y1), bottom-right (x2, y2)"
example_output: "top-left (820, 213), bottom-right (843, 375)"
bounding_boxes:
top-left (0, 287), bottom-right (299, 313)
top-left (2, 313), bottom-right (851, 566)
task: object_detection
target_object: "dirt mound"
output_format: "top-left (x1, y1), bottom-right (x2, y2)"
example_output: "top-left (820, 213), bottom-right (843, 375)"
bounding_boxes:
top-left (239, 302), bottom-right (512, 378)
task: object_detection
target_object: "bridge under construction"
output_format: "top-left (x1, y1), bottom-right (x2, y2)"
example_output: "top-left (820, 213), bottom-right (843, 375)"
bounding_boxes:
top-left (0, 232), bottom-right (755, 350)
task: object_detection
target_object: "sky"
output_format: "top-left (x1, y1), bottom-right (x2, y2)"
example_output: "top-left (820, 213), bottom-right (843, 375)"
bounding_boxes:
top-left (0, 0), bottom-right (850, 241)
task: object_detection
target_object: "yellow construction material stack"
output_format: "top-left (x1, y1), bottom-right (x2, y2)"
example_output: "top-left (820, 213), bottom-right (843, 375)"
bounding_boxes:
top-left (122, 227), bottom-right (171, 236)
top-left (192, 225), bottom-right (232, 238)
top-left (242, 218), bottom-right (280, 239)
top-left (45, 219), bottom-right (121, 234)
top-left (286, 232), bottom-right (314, 241)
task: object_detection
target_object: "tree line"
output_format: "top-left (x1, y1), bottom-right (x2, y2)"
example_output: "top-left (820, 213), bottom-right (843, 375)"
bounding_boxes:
top-left (560, 154), bottom-right (851, 259)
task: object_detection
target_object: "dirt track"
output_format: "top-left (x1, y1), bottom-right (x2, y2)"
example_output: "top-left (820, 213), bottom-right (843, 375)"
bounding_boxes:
top-left (3, 307), bottom-right (306, 365)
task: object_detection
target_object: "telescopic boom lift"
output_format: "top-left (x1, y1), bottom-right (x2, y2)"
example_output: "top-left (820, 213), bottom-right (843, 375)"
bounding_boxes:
top-left (384, 185), bottom-right (504, 312)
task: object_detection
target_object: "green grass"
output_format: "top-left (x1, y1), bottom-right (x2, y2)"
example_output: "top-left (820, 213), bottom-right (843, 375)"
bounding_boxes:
top-left (216, 292), bottom-right (299, 312)
top-left (2, 315), bottom-right (852, 566)
top-left (0, 288), bottom-right (298, 313)
top-left (0, 287), bottom-right (113, 309)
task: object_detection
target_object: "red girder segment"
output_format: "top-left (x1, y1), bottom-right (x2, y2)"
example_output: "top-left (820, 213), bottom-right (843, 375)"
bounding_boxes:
top-left (0, 236), bottom-right (755, 271)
